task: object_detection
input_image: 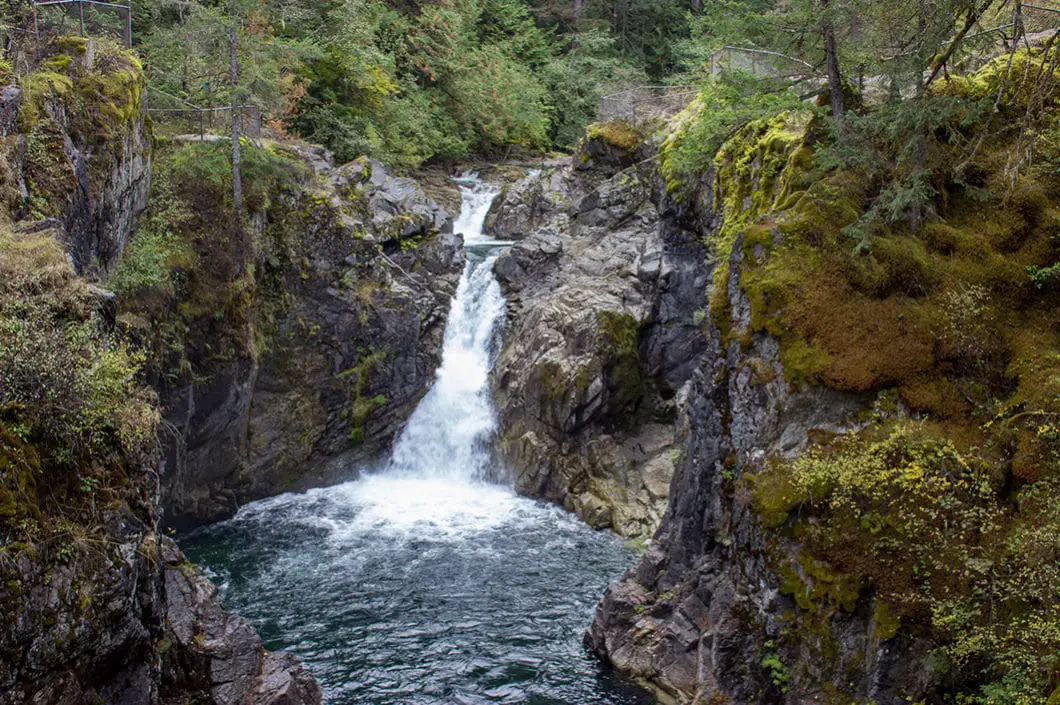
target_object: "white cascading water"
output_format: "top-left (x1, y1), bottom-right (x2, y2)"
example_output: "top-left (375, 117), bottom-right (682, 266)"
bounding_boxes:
top-left (450, 172), bottom-right (502, 246)
top-left (332, 172), bottom-right (513, 534)
top-left (182, 174), bottom-right (647, 705)
top-left (387, 172), bottom-right (504, 481)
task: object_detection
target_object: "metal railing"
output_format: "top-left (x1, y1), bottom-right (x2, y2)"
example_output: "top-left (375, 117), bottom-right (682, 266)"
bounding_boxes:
top-left (147, 86), bottom-right (263, 141)
top-left (598, 85), bottom-right (699, 127)
top-left (707, 46), bottom-right (812, 79)
top-left (30, 0), bottom-right (132, 48)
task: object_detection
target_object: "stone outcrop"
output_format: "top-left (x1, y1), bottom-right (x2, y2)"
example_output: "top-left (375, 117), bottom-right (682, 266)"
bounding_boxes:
top-left (0, 226), bottom-right (320, 704)
top-left (576, 89), bottom-right (1060, 702)
top-left (495, 119), bottom-right (958, 704)
top-left (155, 151), bottom-right (464, 529)
top-left (0, 37), bottom-right (151, 278)
top-left (584, 241), bottom-right (914, 705)
top-left (491, 134), bottom-right (710, 538)
top-left (484, 168), bottom-right (573, 241)
top-left (160, 539), bottom-right (321, 705)
top-left (0, 503), bottom-right (320, 705)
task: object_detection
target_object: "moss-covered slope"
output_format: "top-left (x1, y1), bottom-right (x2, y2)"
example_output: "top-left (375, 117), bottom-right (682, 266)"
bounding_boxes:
top-left (589, 48), bottom-right (1058, 705)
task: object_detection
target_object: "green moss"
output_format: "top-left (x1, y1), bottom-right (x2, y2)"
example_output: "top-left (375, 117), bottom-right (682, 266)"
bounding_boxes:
top-left (777, 552), bottom-right (863, 613)
top-left (597, 310), bottom-right (645, 417)
top-left (0, 428), bottom-right (42, 525)
top-left (749, 467), bottom-right (806, 529)
top-left (586, 119), bottom-right (644, 152)
top-left (41, 54), bottom-right (73, 73)
top-left (776, 337), bottom-right (832, 388)
top-left (872, 599), bottom-right (901, 640)
top-left (339, 350), bottom-right (388, 444)
top-left (18, 72), bottom-right (74, 130)
top-left (51, 36), bottom-right (88, 56)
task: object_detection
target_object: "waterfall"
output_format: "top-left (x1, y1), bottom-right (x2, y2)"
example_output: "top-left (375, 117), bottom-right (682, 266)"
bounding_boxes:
top-left (450, 172), bottom-right (501, 245)
top-left (181, 173), bottom-right (648, 705)
top-left (386, 174), bottom-right (506, 483)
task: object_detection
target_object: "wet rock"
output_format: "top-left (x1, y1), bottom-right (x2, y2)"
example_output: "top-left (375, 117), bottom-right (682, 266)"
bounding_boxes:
top-left (491, 159), bottom-right (710, 539)
top-left (160, 538), bottom-right (321, 705)
top-left (160, 156), bottom-right (465, 529)
top-left (0, 502), bottom-right (320, 705)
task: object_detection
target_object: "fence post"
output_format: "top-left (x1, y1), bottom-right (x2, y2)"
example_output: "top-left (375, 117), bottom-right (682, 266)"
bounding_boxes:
top-left (125, 0), bottom-right (132, 47)
top-left (32, 4), bottom-right (40, 61)
top-left (199, 110), bottom-right (204, 141)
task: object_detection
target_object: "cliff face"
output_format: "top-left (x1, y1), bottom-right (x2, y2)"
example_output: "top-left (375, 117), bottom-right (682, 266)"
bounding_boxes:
top-left (585, 53), bottom-right (1058, 705)
top-left (584, 249), bottom-right (905, 704)
top-left (0, 37), bottom-right (150, 278)
top-left (0, 42), bottom-right (320, 704)
top-left (110, 143), bottom-right (463, 529)
top-left (490, 128), bottom-right (711, 538)
top-left (0, 226), bottom-right (319, 705)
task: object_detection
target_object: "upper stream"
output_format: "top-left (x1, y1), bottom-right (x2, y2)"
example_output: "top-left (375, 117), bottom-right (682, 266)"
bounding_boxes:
top-left (182, 174), bottom-right (652, 705)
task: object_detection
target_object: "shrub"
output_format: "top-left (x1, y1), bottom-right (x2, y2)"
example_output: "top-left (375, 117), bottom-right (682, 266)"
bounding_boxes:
top-left (751, 419), bottom-right (1059, 705)
top-left (0, 227), bottom-right (158, 465)
top-left (107, 165), bottom-right (193, 297)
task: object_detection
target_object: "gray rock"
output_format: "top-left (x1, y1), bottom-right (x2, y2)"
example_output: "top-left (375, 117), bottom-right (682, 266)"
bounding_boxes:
top-left (0, 84), bottom-right (22, 137)
top-left (491, 158), bottom-right (710, 539)
top-left (160, 156), bottom-right (465, 529)
top-left (484, 169), bottom-right (577, 241)
top-left (585, 214), bottom-right (934, 705)
top-left (160, 538), bottom-right (321, 705)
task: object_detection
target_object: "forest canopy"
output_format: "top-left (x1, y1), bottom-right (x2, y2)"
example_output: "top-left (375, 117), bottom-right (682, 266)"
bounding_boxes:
top-left (128, 0), bottom-right (703, 166)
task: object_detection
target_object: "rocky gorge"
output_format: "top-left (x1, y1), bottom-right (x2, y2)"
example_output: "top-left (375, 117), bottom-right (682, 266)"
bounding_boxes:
top-left (0, 22), bottom-right (1056, 705)
top-left (487, 52), bottom-right (1057, 705)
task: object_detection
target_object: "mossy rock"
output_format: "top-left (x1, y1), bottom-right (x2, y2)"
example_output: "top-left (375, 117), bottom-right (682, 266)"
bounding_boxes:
top-left (576, 120), bottom-right (647, 173)
top-left (597, 310), bottom-right (646, 419)
top-left (586, 119), bottom-right (644, 152)
top-left (777, 551), bottom-right (864, 613)
top-left (0, 427), bottom-right (43, 525)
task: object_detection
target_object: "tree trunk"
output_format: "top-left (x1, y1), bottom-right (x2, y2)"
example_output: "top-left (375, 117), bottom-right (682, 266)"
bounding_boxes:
top-left (229, 18), bottom-right (244, 240)
top-left (572, 0), bottom-right (583, 25)
top-left (821, 0), bottom-right (844, 118)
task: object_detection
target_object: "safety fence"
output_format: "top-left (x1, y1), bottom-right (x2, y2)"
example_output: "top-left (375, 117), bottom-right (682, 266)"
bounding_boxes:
top-left (707, 45), bottom-right (811, 79)
top-left (147, 100), bottom-right (263, 141)
top-left (597, 85), bottom-right (698, 127)
top-left (30, 0), bottom-right (131, 48)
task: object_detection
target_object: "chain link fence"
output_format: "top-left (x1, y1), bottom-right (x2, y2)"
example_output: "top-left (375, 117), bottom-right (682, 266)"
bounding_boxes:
top-left (708, 46), bottom-right (812, 80)
top-left (597, 85), bottom-right (699, 127)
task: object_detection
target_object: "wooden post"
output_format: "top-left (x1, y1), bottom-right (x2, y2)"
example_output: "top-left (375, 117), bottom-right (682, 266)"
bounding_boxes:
top-left (78, 0), bottom-right (85, 38)
top-left (199, 110), bottom-right (204, 141)
top-left (125, 0), bottom-right (132, 46)
top-left (32, 4), bottom-right (40, 61)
